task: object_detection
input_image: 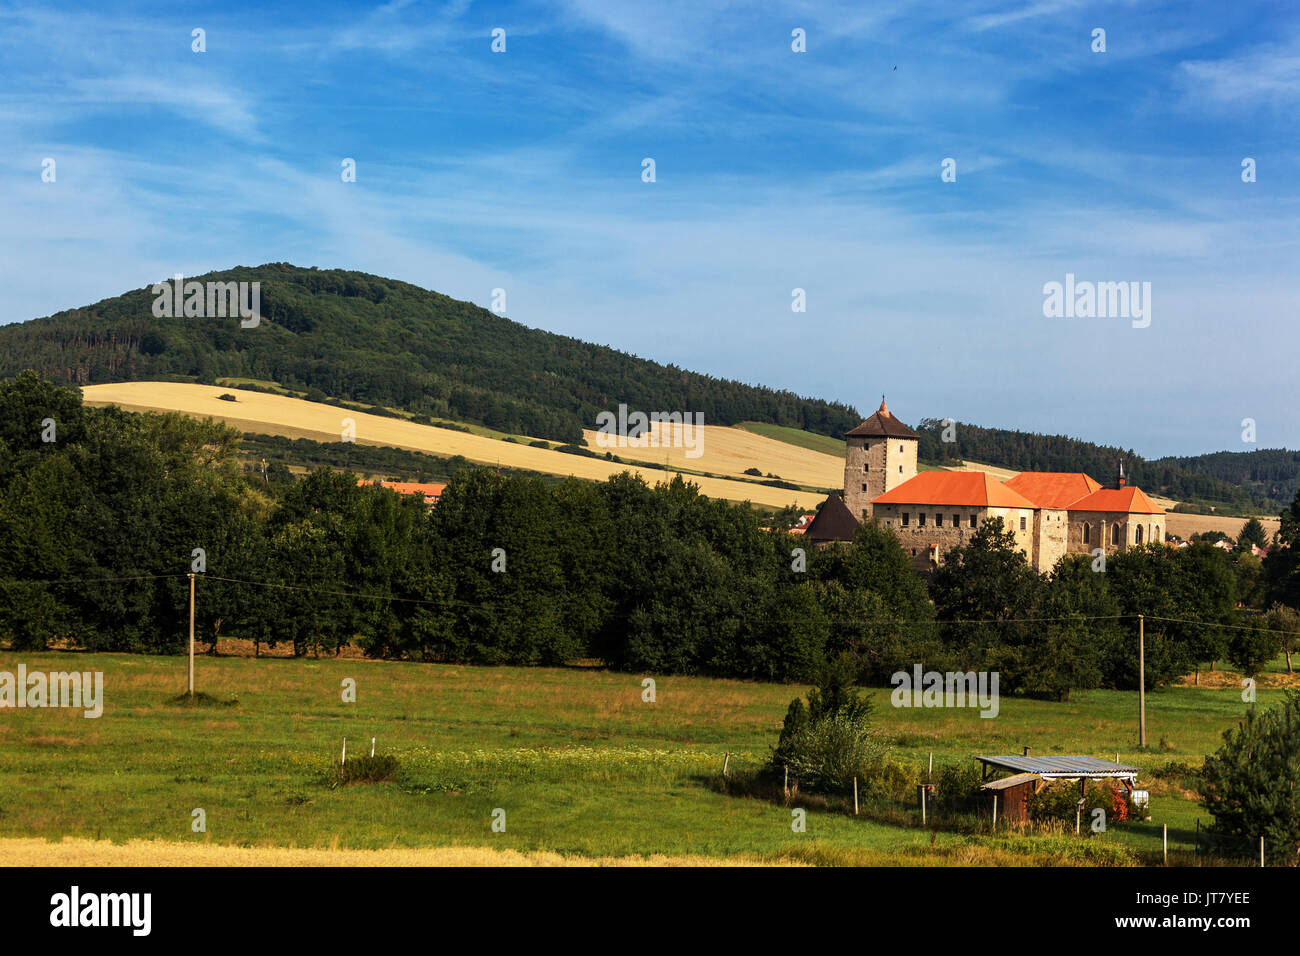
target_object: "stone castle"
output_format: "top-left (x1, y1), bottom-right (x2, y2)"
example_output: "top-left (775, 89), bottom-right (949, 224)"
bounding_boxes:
top-left (806, 399), bottom-right (1165, 573)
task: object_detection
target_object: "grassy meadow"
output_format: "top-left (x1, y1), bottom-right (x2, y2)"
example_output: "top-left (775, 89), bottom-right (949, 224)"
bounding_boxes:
top-left (0, 649), bottom-right (1288, 866)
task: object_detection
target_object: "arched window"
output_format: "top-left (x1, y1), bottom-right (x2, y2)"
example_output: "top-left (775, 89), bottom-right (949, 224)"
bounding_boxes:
top-left (1135, 524), bottom-right (1144, 544)
top-left (1111, 523), bottom-right (1120, 546)
top-left (1082, 523), bottom-right (1091, 544)
top-left (1154, 525), bottom-right (1161, 541)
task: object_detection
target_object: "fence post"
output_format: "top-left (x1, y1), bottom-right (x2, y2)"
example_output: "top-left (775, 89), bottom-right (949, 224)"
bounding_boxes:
top-left (722, 752), bottom-right (730, 779)
top-left (1260, 836), bottom-right (1265, 867)
top-left (1163, 824), bottom-right (1167, 865)
top-left (853, 776), bottom-right (859, 815)
top-left (992, 795), bottom-right (997, 827)
top-left (783, 764), bottom-right (789, 799)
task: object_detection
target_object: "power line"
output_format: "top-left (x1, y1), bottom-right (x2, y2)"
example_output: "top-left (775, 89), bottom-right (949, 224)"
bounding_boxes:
top-left (0, 572), bottom-right (189, 585)
top-left (6, 572), bottom-right (1300, 635)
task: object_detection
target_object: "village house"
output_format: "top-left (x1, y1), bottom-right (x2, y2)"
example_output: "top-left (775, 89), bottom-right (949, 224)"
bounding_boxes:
top-left (357, 479), bottom-right (446, 508)
top-left (805, 399), bottom-right (1165, 573)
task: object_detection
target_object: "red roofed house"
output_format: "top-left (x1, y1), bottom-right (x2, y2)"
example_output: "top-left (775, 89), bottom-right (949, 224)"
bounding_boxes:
top-left (358, 479), bottom-right (446, 508)
top-left (815, 399), bottom-right (1165, 573)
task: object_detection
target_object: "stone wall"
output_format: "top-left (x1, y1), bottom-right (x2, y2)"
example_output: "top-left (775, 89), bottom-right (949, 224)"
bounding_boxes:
top-left (1032, 508), bottom-right (1069, 572)
top-left (1065, 511), bottom-right (1164, 555)
top-left (843, 436), bottom-right (917, 522)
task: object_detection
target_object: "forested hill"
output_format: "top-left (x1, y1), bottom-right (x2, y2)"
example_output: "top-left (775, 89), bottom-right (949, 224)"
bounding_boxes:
top-left (0, 263), bottom-right (861, 444)
top-left (916, 418), bottom-right (1299, 515)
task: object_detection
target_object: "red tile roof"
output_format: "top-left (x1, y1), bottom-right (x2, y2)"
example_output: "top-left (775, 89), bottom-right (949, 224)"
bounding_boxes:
top-left (358, 480), bottom-right (446, 505)
top-left (1068, 486), bottom-right (1164, 515)
top-left (845, 398), bottom-right (920, 440)
top-left (1003, 472), bottom-right (1102, 509)
top-left (872, 471), bottom-right (1037, 508)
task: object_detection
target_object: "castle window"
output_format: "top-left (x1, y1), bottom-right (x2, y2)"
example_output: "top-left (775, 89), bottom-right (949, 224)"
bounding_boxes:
top-left (902, 512), bottom-right (909, 526)
top-left (1155, 526), bottom-right (1161, 540)
top-left (864, 463), bottom-right (869, 472)
top-left (919, 513), bottom-right (926, 526)
top-left (969, 514), bottom-right (977, 528)
top-left (1111, 523), bottom-right (1120, 546)
top-left (952, 514), bottom-right (959, 526)
top-left (936, 513), bottom-right (943, 527)
top-left (1020, 516), bottom-right (1027, 531)
top-left (898, 465), bottom-right (903, 474)
top-left (899, 445), bottom-right (903, 453)
top-left (1135, 524), bottom-right (1144, 544)
top-left (1083, 523), bottom-right (1092, 544)
top-left (862, 483), bottom-right (867, 492)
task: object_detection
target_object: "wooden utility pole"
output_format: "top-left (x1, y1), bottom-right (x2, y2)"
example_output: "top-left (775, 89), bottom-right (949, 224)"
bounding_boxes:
top-left (1138, 614), bottom-right (1147, 748)
top-left (187, 572), bottom-right (196, 698)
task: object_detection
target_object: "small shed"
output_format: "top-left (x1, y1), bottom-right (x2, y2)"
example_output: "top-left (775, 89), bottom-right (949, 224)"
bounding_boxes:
top-left (980, 772), bottom-right (1040, 824)
top-left (976, 753), bottom-right (1141, 826)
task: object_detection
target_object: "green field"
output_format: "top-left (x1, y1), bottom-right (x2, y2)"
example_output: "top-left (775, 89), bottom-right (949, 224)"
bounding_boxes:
top-left (0, 650), bottom-right (1281, 865)
top-left (738, 421), bottom-right (847, 458)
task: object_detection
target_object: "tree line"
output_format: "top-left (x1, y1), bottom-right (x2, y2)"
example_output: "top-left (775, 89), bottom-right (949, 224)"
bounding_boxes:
top-left (3, 372), bottom-right (1298, 699)
top-left (915, 417), bottom-right (1290, 515)
top-left (0, 264), bottom-right (862, 444)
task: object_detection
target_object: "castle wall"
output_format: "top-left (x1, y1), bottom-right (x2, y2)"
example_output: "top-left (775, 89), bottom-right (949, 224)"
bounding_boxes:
top-left (873, 503), bottom-right (1039, 571)
top-left (1066, 512), bottom-right (1165, 555)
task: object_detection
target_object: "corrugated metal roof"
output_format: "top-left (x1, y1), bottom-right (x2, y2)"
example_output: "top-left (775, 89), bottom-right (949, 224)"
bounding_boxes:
top-left (977, 755), bottom-right (1140, 778)
top-left (980, 772), bottom-right (1041, 791)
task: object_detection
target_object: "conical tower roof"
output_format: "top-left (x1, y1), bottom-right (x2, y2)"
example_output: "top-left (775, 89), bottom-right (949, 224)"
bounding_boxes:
top-left (845, 397), bottom-right (919, 439)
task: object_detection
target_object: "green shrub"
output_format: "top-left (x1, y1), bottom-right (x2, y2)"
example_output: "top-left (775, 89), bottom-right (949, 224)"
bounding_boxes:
top-left (778, 711), bottom-right (886, 794)
top-left (341, 753), bottom-right (401, 784)
top-left (771, 653), bottom-right (885, 795)
top-left (1027, 780), bottom-right (1112, 824)
top-left (859, 755), bottom-right (919, 802)
top-left (934, 761), bottom-right (986, 813)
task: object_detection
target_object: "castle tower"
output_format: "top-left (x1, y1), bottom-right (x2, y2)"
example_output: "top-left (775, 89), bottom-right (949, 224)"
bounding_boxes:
top-left (842, 397), bottom-right (919, 521)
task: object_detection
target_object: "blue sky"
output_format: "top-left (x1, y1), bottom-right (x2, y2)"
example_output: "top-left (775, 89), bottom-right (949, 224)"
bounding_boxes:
top-left (1, 0), bottom-right (1297, 457)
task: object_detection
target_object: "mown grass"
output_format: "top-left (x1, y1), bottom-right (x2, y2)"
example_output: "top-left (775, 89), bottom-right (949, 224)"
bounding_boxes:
top-left (737, 421), bottom-right (846, 458)
top-left (0, 650), bottom-right (1282, 864)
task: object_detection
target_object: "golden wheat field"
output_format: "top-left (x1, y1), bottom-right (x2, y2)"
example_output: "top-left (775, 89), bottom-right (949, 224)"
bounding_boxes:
top-left (1, 838), bottom-right (789, 867)
top-left (80, 382), bottom-right (831, 509)
top-left (579, 420), bottom-right (842, 488)
top-left (1163, 512), bottom-right (1280, 542)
